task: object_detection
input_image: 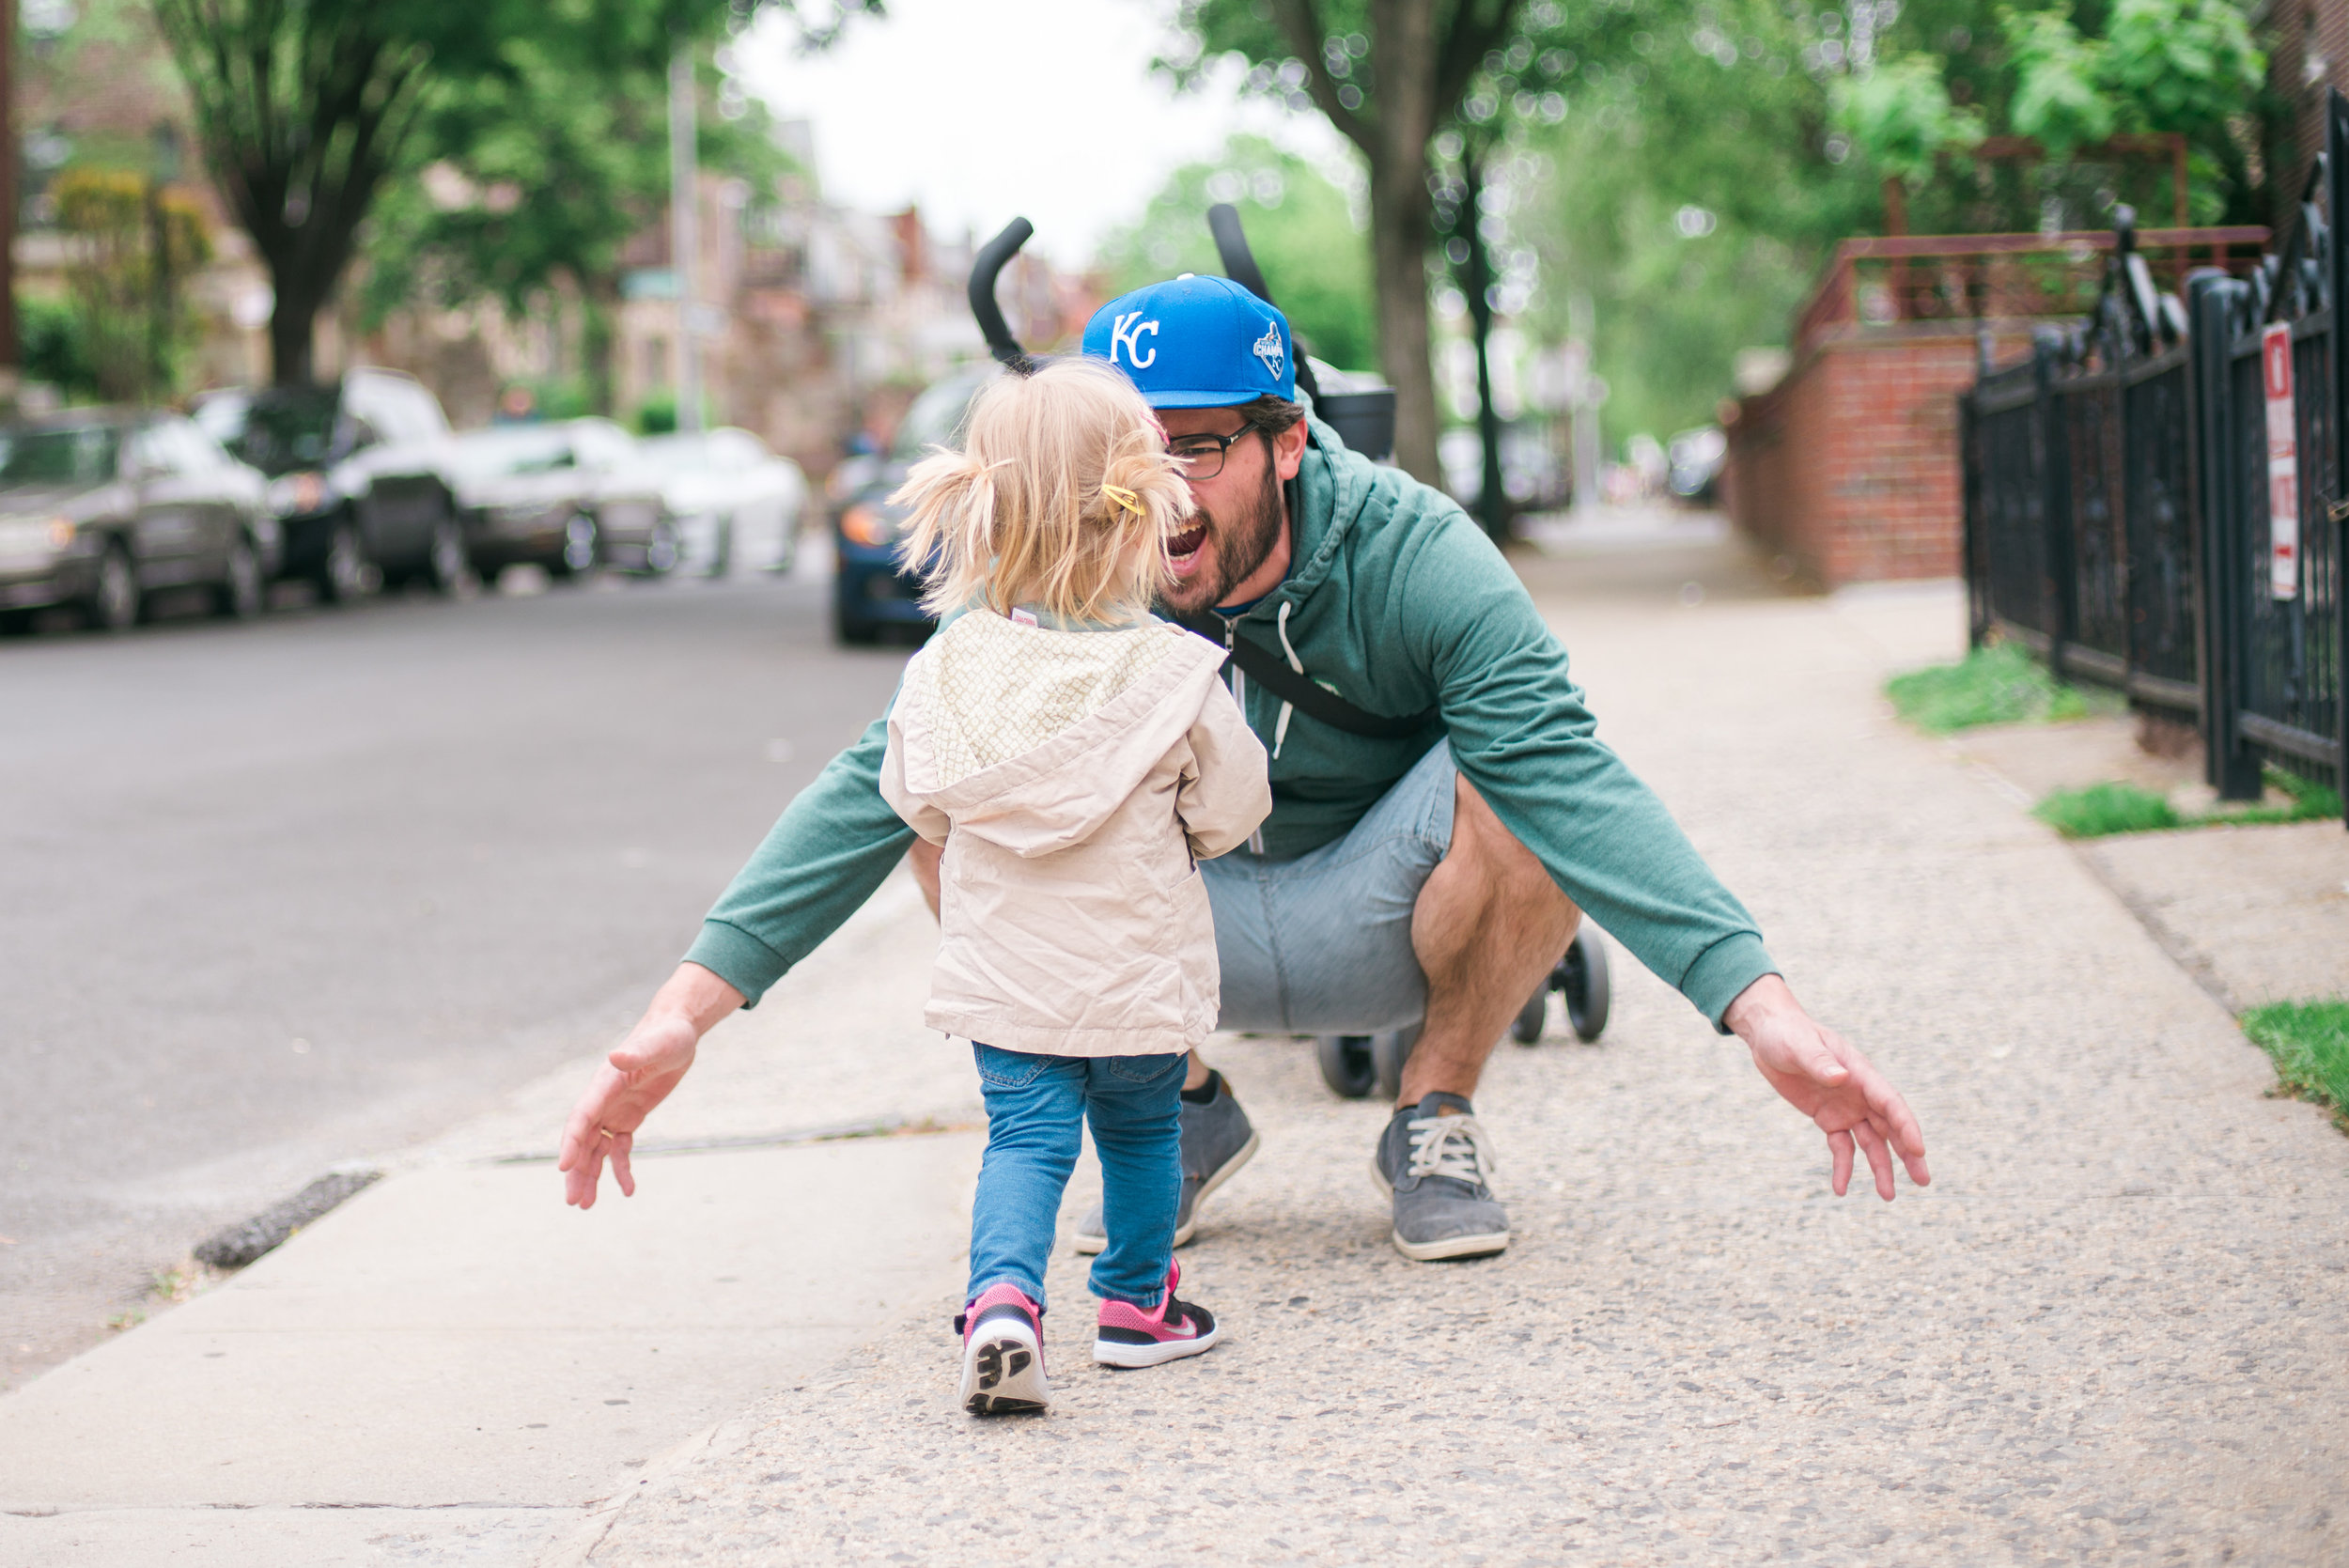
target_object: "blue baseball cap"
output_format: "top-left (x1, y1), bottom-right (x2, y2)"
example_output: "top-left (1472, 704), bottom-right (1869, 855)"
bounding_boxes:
top-left (1081, 274), bottom-right (1295, 408)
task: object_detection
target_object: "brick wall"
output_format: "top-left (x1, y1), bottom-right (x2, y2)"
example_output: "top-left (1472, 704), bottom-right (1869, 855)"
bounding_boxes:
top-left (1722, 327), bottom-right (2033, 586)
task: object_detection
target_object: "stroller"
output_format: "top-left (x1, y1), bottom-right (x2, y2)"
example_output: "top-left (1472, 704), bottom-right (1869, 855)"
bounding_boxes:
top-left (965, 205), bottom-right (1611, 1104)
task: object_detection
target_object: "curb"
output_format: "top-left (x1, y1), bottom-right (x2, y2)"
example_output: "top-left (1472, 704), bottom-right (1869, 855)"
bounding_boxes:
top-left (191, 1168), bottom-right (382, 1269)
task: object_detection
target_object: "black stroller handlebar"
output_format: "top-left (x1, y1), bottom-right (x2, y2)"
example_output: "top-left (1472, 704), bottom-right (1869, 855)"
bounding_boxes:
top-left (964, 207), bottom-right (1356, 427)
top-left (970, 217), bottom-right (1037, 374)
top-left (1206, 204), bottom-right (1274, 304)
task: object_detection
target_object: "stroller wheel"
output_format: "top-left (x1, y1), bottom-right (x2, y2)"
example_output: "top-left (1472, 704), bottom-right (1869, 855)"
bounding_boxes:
top-left (1510, 986), bottom-right (1548, 1045)
top-left (1562, 926), bottom-right (1611, 1042)
top-left (1315, 1035), bottom-right (1377, 1098)
top-left (1371, 1025), bottom-right (1419, 1102)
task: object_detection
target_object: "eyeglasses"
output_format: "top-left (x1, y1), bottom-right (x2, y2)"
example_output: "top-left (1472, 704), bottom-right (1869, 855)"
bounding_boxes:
top-left (1165, 427), bottom-right (1253, 482)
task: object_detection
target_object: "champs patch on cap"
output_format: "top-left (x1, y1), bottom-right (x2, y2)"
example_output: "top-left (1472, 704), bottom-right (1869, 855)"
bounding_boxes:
top-left (1081, 274), bottom-right (1296, 409)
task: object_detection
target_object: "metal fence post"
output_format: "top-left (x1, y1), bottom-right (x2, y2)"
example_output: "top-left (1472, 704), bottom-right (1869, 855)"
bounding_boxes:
top-left (2192, 275), bottom-right (2263, 799)
top-left (2035, 332), bottom-right (2076, 681)
top-left (2331, 88), bottom-right (2349, 826)
top-left (1960, 387), bottom-right (1986, 647)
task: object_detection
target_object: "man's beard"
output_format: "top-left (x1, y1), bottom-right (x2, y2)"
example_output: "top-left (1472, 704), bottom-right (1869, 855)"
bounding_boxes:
top-left (1168, 452), bottom-right (1283, 613)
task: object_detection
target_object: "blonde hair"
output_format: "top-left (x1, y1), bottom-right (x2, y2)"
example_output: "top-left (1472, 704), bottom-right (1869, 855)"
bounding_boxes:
top-left (892, 357), bottom-right (1192, 622)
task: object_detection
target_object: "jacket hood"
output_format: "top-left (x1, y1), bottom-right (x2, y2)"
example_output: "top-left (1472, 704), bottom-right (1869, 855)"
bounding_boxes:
top-left (892, 612), bottom-right (1230, 858)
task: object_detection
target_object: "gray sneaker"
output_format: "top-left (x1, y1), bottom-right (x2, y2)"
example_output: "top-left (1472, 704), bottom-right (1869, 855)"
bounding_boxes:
top-left (1070, 1071), bottom-right (1259, 1254)
top-left (1369, 1094), bottom-right (1511, 1261)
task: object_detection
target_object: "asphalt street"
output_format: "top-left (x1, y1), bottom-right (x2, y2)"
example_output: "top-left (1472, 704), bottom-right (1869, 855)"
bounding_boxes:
top-left (0, 554), bottom-right (913, 1388)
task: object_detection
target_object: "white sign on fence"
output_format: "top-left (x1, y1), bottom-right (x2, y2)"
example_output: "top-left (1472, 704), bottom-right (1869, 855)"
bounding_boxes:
top-left (2263, 322), bottom-right (2301, 600)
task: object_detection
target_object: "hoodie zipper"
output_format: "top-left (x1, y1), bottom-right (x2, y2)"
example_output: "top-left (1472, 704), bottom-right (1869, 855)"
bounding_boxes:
top-left (1213, 610), bottom-right (1268, 858)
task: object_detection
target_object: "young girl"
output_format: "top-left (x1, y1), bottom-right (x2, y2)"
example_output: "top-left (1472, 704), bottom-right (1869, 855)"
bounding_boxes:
top-left (879, 357), bottom-right (1270, 1416)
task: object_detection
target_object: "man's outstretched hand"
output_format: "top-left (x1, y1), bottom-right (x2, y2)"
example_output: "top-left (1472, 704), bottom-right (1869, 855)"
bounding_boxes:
top-left (558, 963), bottom-right (744, 1209)
top-left (1725, 974), bottom-right (1930, 1200)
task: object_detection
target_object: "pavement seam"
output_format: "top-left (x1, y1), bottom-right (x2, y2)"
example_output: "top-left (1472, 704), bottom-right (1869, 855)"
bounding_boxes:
top-left (478, 1115), bottom-right (982, 1167)
top-left (1949, 743), bottom-right (2248, 1016)
top-left (536, 1411), bottom-right (764, 1567)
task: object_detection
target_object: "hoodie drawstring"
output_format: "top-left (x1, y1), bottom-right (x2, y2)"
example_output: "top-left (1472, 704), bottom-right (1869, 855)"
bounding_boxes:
top-left (1271, 600), bottom-right (1303, 761)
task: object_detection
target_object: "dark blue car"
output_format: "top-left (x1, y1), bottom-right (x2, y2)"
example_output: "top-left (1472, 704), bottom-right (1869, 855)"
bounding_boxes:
top-left (832, 364), bottom-right (997, 644)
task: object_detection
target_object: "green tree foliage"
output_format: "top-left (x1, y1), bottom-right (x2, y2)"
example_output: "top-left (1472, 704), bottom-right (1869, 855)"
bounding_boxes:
top-left (1999, 8), bottom-right (2114, 153)
top-left (1163, 0), bottom-right (1543, 480)
top-left (19, 296), bottom-right (101, 402)
top-left (1509, 0), bottom-right (1875, 442)
top-left (152, 0), bottom-right (876, 386)
top-left (1833, 52), bottom-right (1986, 179)
top-left (152, 0), bottom-right (521, 384)
top-left (1517, 0), bottom-right (2266, 445)
top-left (1096, 136), bottom-right (1377, 373)
top-left (52, 168), bottom-right (212, 402)
top-left (1838, 0), bottom-right (2267, 225)
top-left (360, 33), bottom-right (797, 413)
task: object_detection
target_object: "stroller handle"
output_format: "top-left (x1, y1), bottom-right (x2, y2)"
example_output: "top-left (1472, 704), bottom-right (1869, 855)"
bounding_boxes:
top-left (1206, 203), bottom-right (1318, 402)
top-left (969, 217), bottom-right (1038, 374)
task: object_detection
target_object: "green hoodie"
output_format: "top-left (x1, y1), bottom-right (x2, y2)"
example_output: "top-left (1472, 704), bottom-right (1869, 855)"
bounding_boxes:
top-left (687, 415), bottom-right (1777, 1027)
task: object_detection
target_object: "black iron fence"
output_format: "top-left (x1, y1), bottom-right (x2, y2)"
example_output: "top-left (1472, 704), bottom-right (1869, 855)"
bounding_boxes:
top-left (1961, 88), bottom-right (2349, 820)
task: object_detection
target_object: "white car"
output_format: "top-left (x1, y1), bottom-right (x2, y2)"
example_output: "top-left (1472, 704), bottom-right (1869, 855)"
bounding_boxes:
top-left (637, 427), bottom-right (807, 577)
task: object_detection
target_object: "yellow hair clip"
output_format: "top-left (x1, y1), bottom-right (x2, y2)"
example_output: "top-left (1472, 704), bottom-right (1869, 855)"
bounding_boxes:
top-left (1099, 484), bottom-right (1143, 516)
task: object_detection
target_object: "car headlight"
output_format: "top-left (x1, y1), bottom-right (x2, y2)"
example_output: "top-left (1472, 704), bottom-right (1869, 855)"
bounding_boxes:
top-left (265, 472), bottom-right (328, 516)
top-left (838, 503), bottom-right (901, 548)
top-left (0, 516), bottom-right (73, 557)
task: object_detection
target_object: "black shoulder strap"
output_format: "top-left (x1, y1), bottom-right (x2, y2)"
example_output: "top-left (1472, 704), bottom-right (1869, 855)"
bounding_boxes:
top-left (1172, 611), bottom-right (1438, 740)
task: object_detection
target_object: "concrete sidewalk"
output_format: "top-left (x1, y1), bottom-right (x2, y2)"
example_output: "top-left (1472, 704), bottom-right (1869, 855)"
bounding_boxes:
top-left (6, 512), bottom-right (2344, 1565)
top-left (575, 527), bottom-right (2349, 1564)
top-left (1949, 714), bottom-right (2349, 1012)
top-left (0, 879), bottom-right (986, 1567)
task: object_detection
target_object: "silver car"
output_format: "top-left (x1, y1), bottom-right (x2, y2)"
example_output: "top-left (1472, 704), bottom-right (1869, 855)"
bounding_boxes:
top-left (637, 427), bottom-right (807, 577)
top-left (452, 419), bottom-right (678, 578)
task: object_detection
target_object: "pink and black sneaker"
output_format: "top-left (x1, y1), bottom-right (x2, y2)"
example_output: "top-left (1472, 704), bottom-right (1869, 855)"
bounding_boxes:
top-left (1093, 1261), bottom-right (1221, 1369)
top-left (957, 1282), bottom-right (1049, 1416)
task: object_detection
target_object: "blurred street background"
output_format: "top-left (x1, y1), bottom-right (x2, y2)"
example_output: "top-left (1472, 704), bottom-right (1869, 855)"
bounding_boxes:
top-left (4, 0), bottom-right (2348, 1560)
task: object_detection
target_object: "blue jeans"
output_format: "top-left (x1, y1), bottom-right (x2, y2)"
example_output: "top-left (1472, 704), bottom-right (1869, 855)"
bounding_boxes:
top-left (967, 1044), bottom-right (1184, 1312)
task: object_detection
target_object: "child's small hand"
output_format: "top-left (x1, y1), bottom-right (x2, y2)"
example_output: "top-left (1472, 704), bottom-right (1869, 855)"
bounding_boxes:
top-left (556, 1012), bottom-right (699, 1209)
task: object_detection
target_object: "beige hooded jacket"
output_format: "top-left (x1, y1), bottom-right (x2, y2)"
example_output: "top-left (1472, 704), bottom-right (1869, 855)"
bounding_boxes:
top-left (879, 609), bottom-right (1271, 1057)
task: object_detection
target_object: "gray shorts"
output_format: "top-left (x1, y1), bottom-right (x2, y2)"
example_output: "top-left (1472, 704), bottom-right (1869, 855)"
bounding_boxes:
top-left (1200, 741), bottom-right (1456, 1035)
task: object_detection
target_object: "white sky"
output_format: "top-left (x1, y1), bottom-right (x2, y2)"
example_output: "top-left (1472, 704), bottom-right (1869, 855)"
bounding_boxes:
top-left (732, 0), bottom-right (1350, 268)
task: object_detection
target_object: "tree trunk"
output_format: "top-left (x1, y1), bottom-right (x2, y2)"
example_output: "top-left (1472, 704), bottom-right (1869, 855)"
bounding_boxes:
top-left (1459, 154), bottom-right (1506, 542)
top-left (1368, 0), bottom-right (1440, 484)
top-left (267, 277), bottom-right (318, 387)
top-left (581, 271), bottom-right (620, 416)
top-left (0, 0), bottom-right (18, 382)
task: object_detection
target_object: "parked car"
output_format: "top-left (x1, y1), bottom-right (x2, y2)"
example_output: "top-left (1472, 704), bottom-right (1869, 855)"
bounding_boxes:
top-left (638, 426), bottom-right (808, 576)
top-left (451, 418), bottom-right (678, 578)
top-left (193, 367), bottom-right (466, 598)
top-left (832, 363), bottom-right (997, 644)
top-left (0, 409), bottom-right (273, 632)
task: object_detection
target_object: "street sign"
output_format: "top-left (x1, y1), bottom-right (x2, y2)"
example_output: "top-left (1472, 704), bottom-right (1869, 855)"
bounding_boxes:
top-left (2262, 322), bottom-right (2300, 599)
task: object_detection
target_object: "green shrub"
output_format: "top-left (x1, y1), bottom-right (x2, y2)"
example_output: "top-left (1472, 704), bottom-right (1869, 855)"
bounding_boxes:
top-left (1886, 644), bottom-right (2089, 734)
top-left (2032, 780), bottom-right (2182, 837)
top-left (2241, 1000), bottom-right (2349, 1122)
top-left (633, 391), bottom-right (677, 435)
top-left (17, 293), bottom-right (101, 400)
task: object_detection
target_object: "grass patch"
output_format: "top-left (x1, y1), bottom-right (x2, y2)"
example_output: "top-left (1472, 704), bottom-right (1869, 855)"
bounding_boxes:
top-left (2241, 999), bottom-right (2349, 1126)
top-left (2210, 768), bottom-right (2344, 827)
top-left (2032, 781), bottom-right (2181, 837)
top-left (1886, 644), bottom-right (2090, 734)
top-left (2034, 768), bottom-right (2342, 839)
